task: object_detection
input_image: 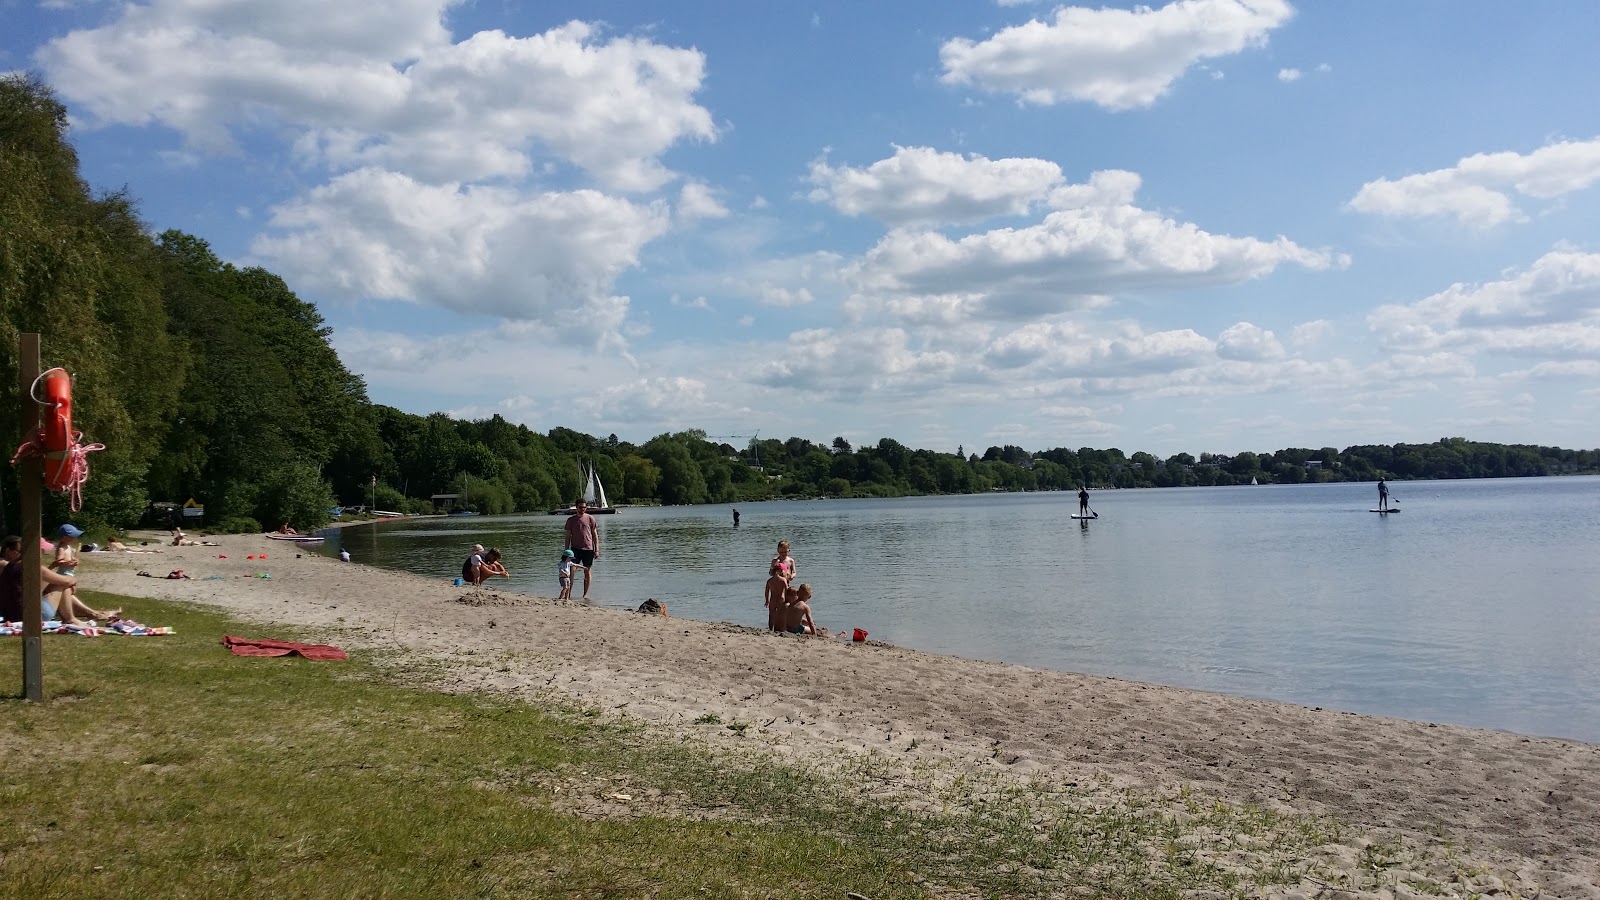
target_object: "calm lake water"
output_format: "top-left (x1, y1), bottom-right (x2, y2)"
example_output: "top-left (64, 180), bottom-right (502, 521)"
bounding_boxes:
top-left (326, 477), bottom-right (1600, 743)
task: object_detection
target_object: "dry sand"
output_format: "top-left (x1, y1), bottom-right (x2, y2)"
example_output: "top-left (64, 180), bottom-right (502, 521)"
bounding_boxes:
top-left (76, 533), bottom-right (1599, 898)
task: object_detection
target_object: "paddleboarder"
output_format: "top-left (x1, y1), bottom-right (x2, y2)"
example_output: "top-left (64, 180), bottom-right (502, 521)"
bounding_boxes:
top-left (1078, 486), bottom-right (1091, 518)
top-left (1377, 478), bottom-right (1389, 511)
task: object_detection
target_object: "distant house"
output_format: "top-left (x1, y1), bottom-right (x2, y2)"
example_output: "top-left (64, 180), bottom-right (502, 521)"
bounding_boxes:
top-left (1306, 460), bottom-right (1324, 468)
top-left (431, 493), bottom-right (462, 512)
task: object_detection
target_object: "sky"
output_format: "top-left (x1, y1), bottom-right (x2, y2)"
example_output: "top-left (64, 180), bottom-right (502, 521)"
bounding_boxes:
top-left (4, 0), bottom-right (1599, 457)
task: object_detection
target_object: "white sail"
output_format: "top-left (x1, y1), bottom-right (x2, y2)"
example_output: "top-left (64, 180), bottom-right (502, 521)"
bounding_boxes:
top-left (595, 466), bottom-right (610, 509)
top-left (581, 462), bottom-right (598, 504)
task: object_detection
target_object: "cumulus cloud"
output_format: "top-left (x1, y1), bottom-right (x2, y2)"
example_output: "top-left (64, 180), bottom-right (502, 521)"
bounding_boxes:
top-left (845, 169), bottom-right (1342, 325)
top-left (1277, 67), bottom-right (1302, 82)
top-left (582, 376), bottom-right (738, 426)
top-left (1367, 249), bottom-right (1600, 357)
top-left (752, 327), bottom-right (960, 395)
top-left (249, 168), bottom-right (671, 338)
top-left (1215, 322), bottom-right (1285, 360)
top-left (1348, 137), bottom-right (1600, 227)
top-left (39, 11), bottom-right (716, 191)
top-left (678, 182), bottom-right (730, 220)
top-left (807, 145), bottom-right (1064, 226)
top-left (940, 0), bottom-right (1294, 110)
top-left (1289, 318), bottom-right (1334, 348)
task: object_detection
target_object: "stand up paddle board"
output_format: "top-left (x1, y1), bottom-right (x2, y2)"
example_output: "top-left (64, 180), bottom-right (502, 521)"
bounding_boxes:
top-left (1369, 508), bottom-right (1401, 513)
top-left (1070, 514), bottom-right (1098, 519)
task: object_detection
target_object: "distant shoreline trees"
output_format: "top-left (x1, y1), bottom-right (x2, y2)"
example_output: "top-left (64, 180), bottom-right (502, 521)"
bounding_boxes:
top-left (3, 74), bottom-right (1597, 533)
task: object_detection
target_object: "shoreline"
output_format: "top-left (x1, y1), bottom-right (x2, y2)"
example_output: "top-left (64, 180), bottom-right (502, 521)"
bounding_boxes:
top-left (73, 531), bottom-right (1600, 897)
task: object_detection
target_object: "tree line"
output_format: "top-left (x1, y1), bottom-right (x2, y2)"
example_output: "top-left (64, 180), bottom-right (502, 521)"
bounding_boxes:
top-left (4, 75), bottom-right (1597, 534)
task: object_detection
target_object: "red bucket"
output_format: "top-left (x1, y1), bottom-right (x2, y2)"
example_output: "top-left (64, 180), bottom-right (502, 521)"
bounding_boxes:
top-left (851, 628), bottom-right (868, 642)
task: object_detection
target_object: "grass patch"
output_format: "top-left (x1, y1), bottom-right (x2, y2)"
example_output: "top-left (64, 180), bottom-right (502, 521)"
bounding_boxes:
top-left (1, 593), bottom-right (1480, 899)
top-left (0, 594), bottom-right (918, 899)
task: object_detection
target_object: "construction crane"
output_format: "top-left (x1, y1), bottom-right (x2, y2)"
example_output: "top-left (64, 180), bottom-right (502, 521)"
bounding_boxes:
top-left (708, 431), bottom-right (761, 468)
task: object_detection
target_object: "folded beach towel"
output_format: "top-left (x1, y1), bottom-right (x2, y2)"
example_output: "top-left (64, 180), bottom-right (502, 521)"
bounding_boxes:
top-left (221, 635), bottom-right (348, 661)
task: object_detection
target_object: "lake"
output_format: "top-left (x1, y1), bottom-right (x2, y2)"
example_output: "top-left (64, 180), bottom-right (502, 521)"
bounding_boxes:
top-left (326, 476), bottom-right (1600, 743)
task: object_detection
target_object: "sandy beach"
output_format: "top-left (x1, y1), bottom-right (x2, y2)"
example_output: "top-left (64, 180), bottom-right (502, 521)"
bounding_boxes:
top-left (73, 532), bottom-right (1600, 898)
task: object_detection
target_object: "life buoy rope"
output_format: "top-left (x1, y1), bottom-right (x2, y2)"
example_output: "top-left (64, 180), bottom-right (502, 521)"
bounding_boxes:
top-left (9, 367), bottom-right (105, 512)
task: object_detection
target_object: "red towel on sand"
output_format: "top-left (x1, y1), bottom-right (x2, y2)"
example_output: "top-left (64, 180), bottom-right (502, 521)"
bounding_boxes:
top-left (222, 635), bottom-right (348, 661)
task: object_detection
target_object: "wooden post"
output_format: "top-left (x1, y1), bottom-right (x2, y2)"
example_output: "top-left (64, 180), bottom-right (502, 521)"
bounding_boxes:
top-left (18, 334), bottom-right (44, 701)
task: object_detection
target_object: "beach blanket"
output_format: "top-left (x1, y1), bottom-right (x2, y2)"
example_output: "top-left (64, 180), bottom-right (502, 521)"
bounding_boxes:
top-left (221, 635), bottom-right (348, 661)
top-left (1, 619), bottom-right (174, 636)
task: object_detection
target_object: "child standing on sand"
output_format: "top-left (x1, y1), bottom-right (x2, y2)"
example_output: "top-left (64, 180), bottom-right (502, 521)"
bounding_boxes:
top-left (780, 583), bottom-right (818, 635)
top-left (764, 562), bottom-right (789, 631)
top-left (558, 549), bottom-right (587, 600)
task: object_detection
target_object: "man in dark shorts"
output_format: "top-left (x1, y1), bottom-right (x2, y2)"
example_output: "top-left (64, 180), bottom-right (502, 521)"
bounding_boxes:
top-left (563, 498), bottom-right (600, 600)
top-left (1078, 486), bottom-right (1091, 517)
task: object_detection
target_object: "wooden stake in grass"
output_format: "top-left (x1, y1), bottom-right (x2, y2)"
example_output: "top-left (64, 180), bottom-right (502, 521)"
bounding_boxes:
top-left (16, 332), bottom-right (45, 702)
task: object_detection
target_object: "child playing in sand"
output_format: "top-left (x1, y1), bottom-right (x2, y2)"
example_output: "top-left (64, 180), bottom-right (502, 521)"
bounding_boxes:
top-left (780, 583), bottom-right (818, 635)
top-left (557, 549), bottom-right (587, 600)
top-left (764, 562), bottom-right (789, 631)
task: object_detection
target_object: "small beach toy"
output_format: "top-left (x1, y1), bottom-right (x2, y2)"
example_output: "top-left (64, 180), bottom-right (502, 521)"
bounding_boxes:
top-left (247, 555), bottom-right (256, 560)
top-left (453, 577), bottom-right (463, 586)
top-left (218, 554), bottom-right (227, 558)
top-left (852, 628), bottom-right (868, 642)
top-left (260, 553), bottom-right (267, 559)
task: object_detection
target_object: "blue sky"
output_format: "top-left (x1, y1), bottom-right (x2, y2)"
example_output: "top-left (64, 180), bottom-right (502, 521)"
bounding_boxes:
top-left (6, 0), bottom-right (1599, 456)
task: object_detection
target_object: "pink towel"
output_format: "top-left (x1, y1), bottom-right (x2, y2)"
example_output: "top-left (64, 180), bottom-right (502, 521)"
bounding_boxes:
top-left (222, 635), bottom-right (348, 661)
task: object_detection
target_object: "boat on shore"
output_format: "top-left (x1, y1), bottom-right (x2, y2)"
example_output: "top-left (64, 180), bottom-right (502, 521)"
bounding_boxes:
top-left (550, 459), bottom-right (618, 515)
top-left (265, 532), bottom-right (325, 545)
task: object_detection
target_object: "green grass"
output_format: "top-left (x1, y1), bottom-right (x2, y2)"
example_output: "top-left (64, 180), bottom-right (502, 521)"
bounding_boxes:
top-left (1, 593), bottom-right (1479, 899)
top-left (0, 595), bottom-right (919, 899)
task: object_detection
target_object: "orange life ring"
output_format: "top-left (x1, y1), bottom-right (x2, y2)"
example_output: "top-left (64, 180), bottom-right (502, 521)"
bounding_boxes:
top-left (39, 368), bottom-right (74, 492)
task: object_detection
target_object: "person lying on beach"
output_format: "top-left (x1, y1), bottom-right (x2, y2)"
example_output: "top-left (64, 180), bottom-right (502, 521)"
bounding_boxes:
top-left (101, 539), bottom-right (163, 553)
top-left (780, 583), bottom-right (818, 636)
top-left (1, 535), bottom-right (119, 625)
top-left (169, 529), bottom-right (218, 546)
top-left (764, 563), bottom-right (789, 631)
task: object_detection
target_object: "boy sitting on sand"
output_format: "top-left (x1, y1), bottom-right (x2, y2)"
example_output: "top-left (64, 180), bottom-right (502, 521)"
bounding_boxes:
top-left (764, 562), bottom-right (788, 631)
top-left (780, 583), bottom-right (818, 636)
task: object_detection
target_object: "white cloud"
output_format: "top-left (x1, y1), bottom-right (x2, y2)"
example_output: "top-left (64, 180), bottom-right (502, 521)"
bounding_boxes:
top-left (845, 170), bottom-right (1342, 325)
top-left (939, 0), bottom-right (1294, 110)
top-left (1289, 318), bottom-right (1334, 348)
top-left (1504, 360), bottom-right (1600, 379)
top-left (678, 182), bottom-right (730, 220)
top-left (582, 376), bottom-right (737, 426)
top-left (1367, 248), bottom-right (1600, 356)
top-left (1277, 67), bottom-right (1302, 82)
top-left (669, 294), bottom-right (714, 312)
top-left (1348, 137), bottom-right (1600, 227)
top-left (39, 10), bottom-right (716, 191)
top-left (249, 168), bottom-right (671, 337)
top-left (1216, 322), bottom-right (1285, 360)
top-left (807, 145), bottom-right (1063, 226)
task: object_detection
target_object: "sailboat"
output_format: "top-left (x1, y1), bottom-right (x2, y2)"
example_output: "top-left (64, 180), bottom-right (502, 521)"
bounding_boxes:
top-left (549, 460), bottom-right (619, 515)
top-left (1249, 475), bottom-right (1259, 485)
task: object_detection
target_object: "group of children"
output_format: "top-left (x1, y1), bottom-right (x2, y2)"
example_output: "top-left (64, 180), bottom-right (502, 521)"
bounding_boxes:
top-left (764, 539), bottom-right (819, 635)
